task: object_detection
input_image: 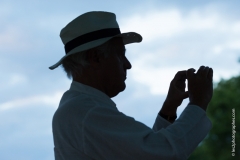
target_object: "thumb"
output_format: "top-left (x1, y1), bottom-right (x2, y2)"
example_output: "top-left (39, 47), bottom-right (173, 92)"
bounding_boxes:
top-left (182, 91), bottom-right (189, 99)
top-left (186, 68), bottom-right (195, 79)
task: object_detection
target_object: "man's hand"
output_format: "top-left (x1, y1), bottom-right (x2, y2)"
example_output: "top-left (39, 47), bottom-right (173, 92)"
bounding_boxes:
top-left (187, 66), bottom-right (213, 111)
top-left (160, 70), bottom-right (190, 117)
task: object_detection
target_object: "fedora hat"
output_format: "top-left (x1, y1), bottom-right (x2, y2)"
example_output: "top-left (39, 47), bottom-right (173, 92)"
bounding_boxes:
top-left (49, 11), bottom-right (143, 70)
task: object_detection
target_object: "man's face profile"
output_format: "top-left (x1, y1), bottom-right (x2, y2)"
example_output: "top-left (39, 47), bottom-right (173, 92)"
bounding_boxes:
top-left (100, 37), bottom-right (132, 98)
top-left (75, 37), bottom-right (132, 98)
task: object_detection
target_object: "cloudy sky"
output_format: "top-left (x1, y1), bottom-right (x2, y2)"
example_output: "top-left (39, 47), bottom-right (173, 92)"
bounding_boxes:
top-left (1, 0), bottom-right (240, 159)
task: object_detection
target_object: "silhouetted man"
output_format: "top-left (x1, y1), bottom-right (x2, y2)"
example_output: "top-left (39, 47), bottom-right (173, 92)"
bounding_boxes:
top-left (49, 11), bottom-right (213, 160)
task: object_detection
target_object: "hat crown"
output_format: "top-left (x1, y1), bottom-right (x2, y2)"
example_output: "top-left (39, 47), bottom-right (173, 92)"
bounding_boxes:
top-left (49, 11), bottom-right (142, 70)
top-left (60, 11), bottom-right (119, 44)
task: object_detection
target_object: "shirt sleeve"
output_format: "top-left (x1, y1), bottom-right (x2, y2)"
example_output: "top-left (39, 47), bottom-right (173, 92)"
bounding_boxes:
top-left (152, 114), bottom-right (171, 131)
top-left (82, 105), bottom-right (212, 160)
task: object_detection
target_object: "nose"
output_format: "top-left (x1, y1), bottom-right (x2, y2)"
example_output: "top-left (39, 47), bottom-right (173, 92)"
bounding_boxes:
top-left (125, 57), bottom-right (132, 70)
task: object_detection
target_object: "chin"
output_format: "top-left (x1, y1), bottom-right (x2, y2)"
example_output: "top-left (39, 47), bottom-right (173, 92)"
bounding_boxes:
top-left (110, 83), bottom-right (126, 98)
top-left (121, 81), bottom-right (126, 90)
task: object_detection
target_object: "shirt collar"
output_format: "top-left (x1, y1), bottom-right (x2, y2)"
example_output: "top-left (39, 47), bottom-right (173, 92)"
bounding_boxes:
top-left (69, 81), bottom-right (116, 107)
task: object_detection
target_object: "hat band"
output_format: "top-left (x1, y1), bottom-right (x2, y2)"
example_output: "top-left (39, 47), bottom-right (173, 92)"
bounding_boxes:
top-left (64, 28), bottom-right (121, 54)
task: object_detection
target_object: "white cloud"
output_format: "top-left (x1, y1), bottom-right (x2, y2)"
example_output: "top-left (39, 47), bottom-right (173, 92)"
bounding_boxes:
top-left (0, 91), bottom-right (63, 111)
top-left (0, 3), bottom-right (12, 19)
top-left (121, 7), bottom-right (240, 96)
top-left (0, 26), bottom-right (30, 51)
top-left (232, 22), bottom-right (240, 34)
top-left (131, 61), bottom-right (187, 95)
top-left (213, 68), bottom-right (240, 81)
top-left (227, 40), bottom-right (240, 50)
top-left (9, 74), bottom-right (28, 86)
top-left (212, 45), bottom-right (223, 54)
top-left (184, 9), bottom-right (219, 30)
top-left (120, 9), bottom-right (183, 42)
top-left (36, 14), bottom-right (79, 34)
top-left (212, 40), bottom-right (240, 54)
top-left (130, 51), bottom-right (240, 95)
top-left (120, 8), bottom-right (240, 43)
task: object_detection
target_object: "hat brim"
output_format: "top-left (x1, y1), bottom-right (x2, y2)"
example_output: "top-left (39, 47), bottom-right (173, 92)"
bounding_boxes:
top-left (49, 32), bottom-right (142, 70)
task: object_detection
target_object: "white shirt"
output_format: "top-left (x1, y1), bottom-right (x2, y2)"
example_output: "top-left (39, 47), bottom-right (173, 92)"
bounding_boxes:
top-left (52, 81), bottom-right (212, 160)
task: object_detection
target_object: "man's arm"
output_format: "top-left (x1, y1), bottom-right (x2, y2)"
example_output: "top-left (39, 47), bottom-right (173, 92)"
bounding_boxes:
top-left (151, 99), bottom-right (179, 131)
top-left (154, 70), bottom-right (190, 125)
top-left (82, 105), bottom-right (211, 160)
top-left (159, 101), bottom-right (178, 124)
top-left (155, 66), bottom-right (213, 125)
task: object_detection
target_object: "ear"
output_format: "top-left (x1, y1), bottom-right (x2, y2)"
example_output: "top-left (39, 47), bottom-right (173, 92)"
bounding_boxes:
top-left (87, 50), bottom-right (99, 64)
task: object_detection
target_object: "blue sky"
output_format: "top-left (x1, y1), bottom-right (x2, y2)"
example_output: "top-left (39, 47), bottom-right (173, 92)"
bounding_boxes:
top-left (1, 0), bottom-right (240, 159)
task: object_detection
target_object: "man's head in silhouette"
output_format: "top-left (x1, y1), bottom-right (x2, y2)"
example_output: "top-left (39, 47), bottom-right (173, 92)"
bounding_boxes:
top-left (73, 37), bottom-right (132, 98)
top-left (48, 11), bottom-right (142, 97)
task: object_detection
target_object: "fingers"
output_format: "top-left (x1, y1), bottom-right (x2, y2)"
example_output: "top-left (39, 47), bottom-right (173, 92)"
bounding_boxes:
top-left (175, 68), bottom-right (196, 80)
top-left (196, 65), bottom-right (213, 80)
top-left (202, 67), bottom-right (210, 77)
top-left (207, 68), bottom-right (213, 80)
top-left (176, 66), bottom-right (213, 82)
top-left (172, 70), bottom-right (187, 83)
top-left (186, 68), bottom-right (196, 79)
top-left (196, 66), bottom-right (205, 75)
